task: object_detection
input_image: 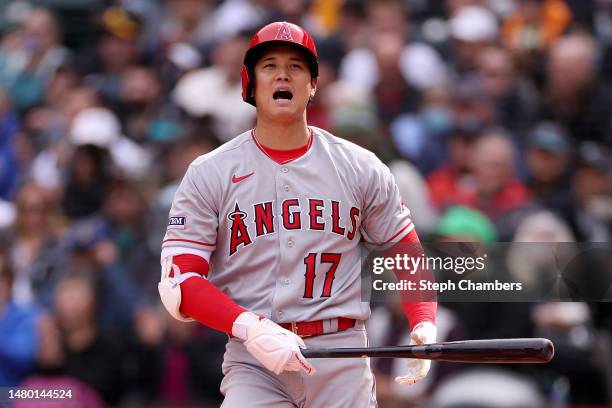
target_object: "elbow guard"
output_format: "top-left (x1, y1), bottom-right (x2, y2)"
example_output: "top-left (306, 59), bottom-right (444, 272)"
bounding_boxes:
top-left (158, 256), bottom-right (203, 322)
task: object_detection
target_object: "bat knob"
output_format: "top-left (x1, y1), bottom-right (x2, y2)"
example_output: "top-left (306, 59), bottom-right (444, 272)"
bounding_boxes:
top-left (540, 338), bottom-right (555, 363)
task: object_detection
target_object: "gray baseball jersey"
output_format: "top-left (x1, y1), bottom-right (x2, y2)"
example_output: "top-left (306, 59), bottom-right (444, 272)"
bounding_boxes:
top-left (162, 126), bottom-right (414, 323)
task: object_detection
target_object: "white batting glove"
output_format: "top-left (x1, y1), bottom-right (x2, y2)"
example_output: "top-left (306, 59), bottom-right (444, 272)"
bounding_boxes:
top-left (395, 321), bottom-right (437, 385)
top-left (232, 312), bottom-right (315, 376)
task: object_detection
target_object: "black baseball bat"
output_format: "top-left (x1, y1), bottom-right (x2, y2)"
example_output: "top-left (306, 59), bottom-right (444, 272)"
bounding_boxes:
top-left (301, 338), bottom-right (554, 363)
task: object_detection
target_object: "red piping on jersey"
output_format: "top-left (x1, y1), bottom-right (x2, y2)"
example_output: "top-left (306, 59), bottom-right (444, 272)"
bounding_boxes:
top-left (251, 128), bottom-right (314, 165)
top-left (361, 221), bottom-right (415, 245)
top-left (383, 221), bottom-right (414, 244)
top-left (162, 238), bottom-right (216, 247)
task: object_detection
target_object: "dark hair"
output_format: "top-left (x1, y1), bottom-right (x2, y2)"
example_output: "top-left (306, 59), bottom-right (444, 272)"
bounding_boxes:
top-left (56, 266), bottom-right (102, 318)
top-left (0, 243), bottom-right (13, 289)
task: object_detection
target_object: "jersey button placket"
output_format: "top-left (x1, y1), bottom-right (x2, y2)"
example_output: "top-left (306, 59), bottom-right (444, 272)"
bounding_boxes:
top-left (274, 165), bottom-right (293, 323)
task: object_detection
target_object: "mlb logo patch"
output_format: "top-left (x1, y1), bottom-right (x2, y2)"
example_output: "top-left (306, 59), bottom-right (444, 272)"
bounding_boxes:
top-left (168, 216), bottom-right (186, 229)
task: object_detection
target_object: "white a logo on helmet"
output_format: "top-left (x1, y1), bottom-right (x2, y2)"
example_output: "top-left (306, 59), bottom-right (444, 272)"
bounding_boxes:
top-left (275, 22), bottom-right (294, 41)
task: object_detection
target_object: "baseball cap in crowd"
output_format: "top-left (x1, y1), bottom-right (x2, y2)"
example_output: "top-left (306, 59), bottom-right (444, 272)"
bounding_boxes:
top-left (70, 108), bottom-right (121, 148)
top-left (450, 76), bottom-right (489, 137)
top-left (527, 122), bottom-right (570, 154)
top-left (69, 108), bottom-right (152, 178)
top-left (167, 42), bottom-right (202, 71)
top-left (577, 142), bottom-right (612, 172)
top-left (65, 217), bottom-right (109, 253)
top-left (0, 1), bottom-right (30, 35)
top-left (101, 6), bottom-right (141, 40)
top-left (434, 206), bottom-right (497, 243)
top-left (449, 6), bottom-right (499, 43)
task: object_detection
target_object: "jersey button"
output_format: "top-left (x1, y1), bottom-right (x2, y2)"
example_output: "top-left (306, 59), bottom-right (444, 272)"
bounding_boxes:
top-left (283, 278), bottom-right (290, 285)
top-left (287, 240), bottom-right (294, 248)
top-left (283, 185), bottom-right (290, 192)
top-left (281, 167), bottom-right (289, 173)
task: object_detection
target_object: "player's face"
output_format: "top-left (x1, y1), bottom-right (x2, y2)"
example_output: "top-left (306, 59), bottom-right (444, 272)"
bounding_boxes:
top-left (253, 45), bottom-right (317, 122)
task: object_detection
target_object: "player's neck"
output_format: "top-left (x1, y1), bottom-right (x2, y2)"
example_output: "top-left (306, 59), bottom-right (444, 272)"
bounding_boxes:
top-left (254, 117), bottom-right (310, 150)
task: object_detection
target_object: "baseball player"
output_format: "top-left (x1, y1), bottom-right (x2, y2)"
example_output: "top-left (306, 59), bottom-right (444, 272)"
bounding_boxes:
top-left (159, 22), bottom-right (437, 407)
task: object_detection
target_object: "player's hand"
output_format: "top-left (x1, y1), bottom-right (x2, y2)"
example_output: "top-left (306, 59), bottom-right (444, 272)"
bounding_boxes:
top-left (394, 321), bottom-right (437, 385)
top-left (232, 312), bottom-right (316, 376)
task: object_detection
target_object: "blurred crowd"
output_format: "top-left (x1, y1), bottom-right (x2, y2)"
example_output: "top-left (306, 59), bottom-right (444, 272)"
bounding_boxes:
top-left (0, 0), bottom-right (611, 406)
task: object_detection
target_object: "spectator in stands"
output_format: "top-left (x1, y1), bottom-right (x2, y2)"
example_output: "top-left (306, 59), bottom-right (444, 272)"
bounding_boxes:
top-left (61, 144), bottom-right (112, 220)
top-left (476, 46), bottom-right (540, 136)
top-left (542, 33), bottom-right (612, 145)
top-left (172, 32), bottom-right (255, 141)
top-left (205, 0), bottom-right (274, 43)
top-left (0, 8), bottom-right (71, 111)
top-left (275, 0), bottom-right (326, 36)
top-left (523, 122), bottom-right (573, 211)
top-left (63, 217), bottom-right (139, 333)
top-left (159, 0), bottom-right (217, 49)
top-left (331, 0), bottom-right (369, 52)
top-left (22, 65), bottom-right (81, 150)
top-left (158, 316), bottom-right (227, 406)
top-left (0, 241), bottom-right (40, 386)
top-left (390, 85), bottom-right (453, 175)
top-left (29, 87), bottom-right (102, 195)
top-left (501, 0), bottom-right (572, 56)
top-left (372, 31), bottom-right (422, 127)
top-left (5, 182), bottom-right (62, 308)
top-left (339, 0), bottom-right (447, 92)
top-left (305, 39), bottom-right (344, 129)
top-left (118, 65), bottom-right (182, 146)
top-left (561, 141), bottom-right (612, 241)
top-left (0, 89), bottom-right (21, 200)
top-left (50, 267), bottom-right (127, 405)
top-left (426, 77), bottom-right (495, 209)
top-left (460, 128), bottom-right (533, 227)
top-left (434, 206), bottom-right (535, 350)
top-left (448, 5), bottom-right (499, 75)
top-left (507, 211), bottom-right (575, 297)
top-left (102, 179), bottom-right (159, 299)
top-left (67, 107), bottom-right (152, 180)
top-left (83, 6), bottom-right (142, 106)
top-left (444, 0), bottom-right (490, 16)
top-left (433, 205), bottom-right (497, 243)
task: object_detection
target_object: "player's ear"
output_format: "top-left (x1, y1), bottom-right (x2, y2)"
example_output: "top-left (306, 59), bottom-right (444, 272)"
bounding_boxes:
top-left (310, 78), bottom-right (318, 99)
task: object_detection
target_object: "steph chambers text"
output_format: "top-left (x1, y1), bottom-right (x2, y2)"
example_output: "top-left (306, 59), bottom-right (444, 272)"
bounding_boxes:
top-left (372, 279), bottom-right (523, 292)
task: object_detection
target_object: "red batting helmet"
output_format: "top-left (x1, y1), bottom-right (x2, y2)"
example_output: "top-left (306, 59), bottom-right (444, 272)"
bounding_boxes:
top-left (241, 21), bottom-right (318, 106)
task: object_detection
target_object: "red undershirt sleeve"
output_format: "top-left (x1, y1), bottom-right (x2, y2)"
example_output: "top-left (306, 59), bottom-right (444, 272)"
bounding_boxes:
top-left (171, 254), bottom-right (246, 334)
top-left (390, 229), bottom-right (437, 330)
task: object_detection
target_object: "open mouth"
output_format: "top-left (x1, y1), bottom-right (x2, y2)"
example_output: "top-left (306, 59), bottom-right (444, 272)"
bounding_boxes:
top-left (273, 90), bottom-right (293, 101)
